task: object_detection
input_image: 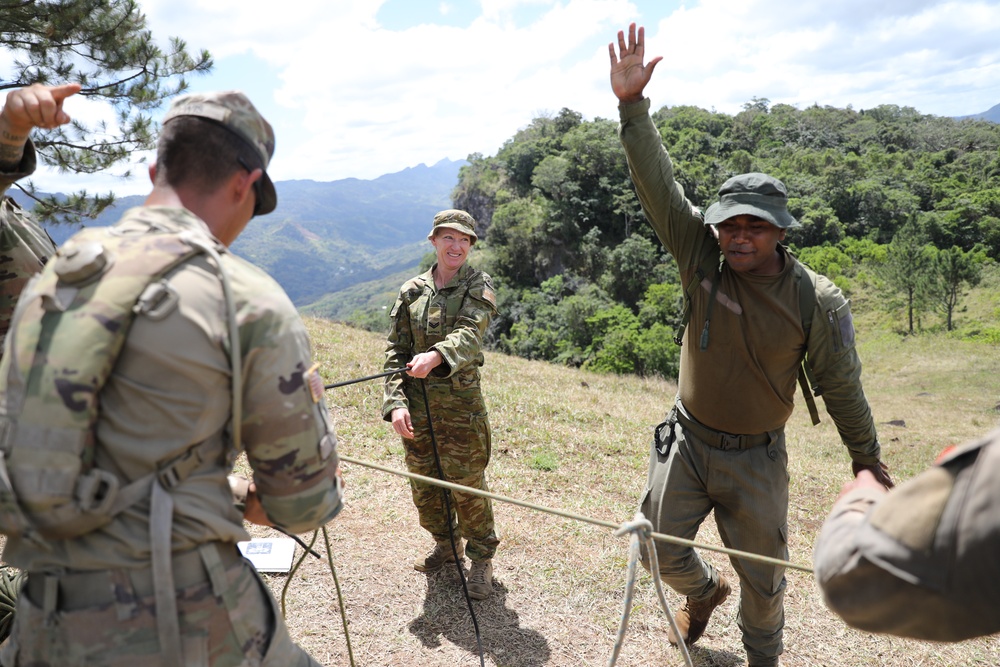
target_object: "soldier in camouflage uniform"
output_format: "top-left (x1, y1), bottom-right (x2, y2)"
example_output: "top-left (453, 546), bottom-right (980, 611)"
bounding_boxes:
top-left (0, 86), bottom-right (343, 666)
top-left (0, 84), bottom-right (61, 354)
top-left (382, 209), bottom-right (500, 600)
top-left (609, 25), bottom-right (892, 667)
top-left (814, 427), bottom-right (1000, 642)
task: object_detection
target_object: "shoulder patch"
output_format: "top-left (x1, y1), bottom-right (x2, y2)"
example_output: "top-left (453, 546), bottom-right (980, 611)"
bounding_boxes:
top-left (482, 282), bottom-right (496, 308)
top-left (306, 363), bottom-right (324, 403)
top-left (472, 271), bottom-right (497, 309)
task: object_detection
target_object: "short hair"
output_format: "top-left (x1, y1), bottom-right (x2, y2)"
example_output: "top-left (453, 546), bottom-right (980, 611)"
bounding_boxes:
top-left (154, 116), bottom-right (262, 195)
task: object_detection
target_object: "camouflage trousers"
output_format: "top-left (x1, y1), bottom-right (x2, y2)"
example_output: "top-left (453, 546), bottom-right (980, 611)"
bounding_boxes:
top-left (639, 401), bottom-right (788, 666)
top-left (0, 545), bottom-right (321, 667)
top-left (403, 381), bottom-right (499, 561)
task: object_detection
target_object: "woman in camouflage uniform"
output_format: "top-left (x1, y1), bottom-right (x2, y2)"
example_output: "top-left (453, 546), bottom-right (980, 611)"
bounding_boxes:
top-left (382, 209), bottom-right (500, 600)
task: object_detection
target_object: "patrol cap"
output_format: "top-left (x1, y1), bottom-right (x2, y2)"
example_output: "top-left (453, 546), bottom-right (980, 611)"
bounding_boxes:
top-left (703, 172), bottom-right (799, 229)
top-left (427, 209), bottom-right (478, 243)
top-left (161, 90), bottom-right (277, 215)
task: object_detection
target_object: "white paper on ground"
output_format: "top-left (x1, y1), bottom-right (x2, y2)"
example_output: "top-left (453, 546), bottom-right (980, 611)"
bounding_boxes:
top-left (237, 537), bottom-right (296, 573)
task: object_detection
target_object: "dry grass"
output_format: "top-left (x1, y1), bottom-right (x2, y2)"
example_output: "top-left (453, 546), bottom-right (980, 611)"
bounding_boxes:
top-left (241, 316), bottom-right (1000, 667)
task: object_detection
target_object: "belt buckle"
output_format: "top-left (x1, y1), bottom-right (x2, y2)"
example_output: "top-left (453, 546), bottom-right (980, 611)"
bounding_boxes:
top-left (718, 433), bottom-right (740, 451)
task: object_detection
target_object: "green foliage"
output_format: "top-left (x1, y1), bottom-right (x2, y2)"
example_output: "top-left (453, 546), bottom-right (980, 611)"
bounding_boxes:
top-left (961, 326), bottom-right (1000, 345)
top-left (1, 0), bottom-right (213, 222)
top-left (794, 245), bottom-right (853, 282)
top-left (599, 233), bottom-right (668, 309)
top-left (454, 93), bottom-right (1000, 380)
top-left (583, 304), bottom-right (680, 379)
top-left (878, 219), bottom-right (938, 334)
top-left (526, 449), bottom-right (559, 472)
top-left (928, 245), bottom-right (986, 331)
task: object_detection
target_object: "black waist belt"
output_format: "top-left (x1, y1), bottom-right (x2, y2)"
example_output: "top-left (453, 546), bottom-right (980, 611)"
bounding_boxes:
top-left (25, 541), bottom-right (244, 611)
top-left (676, 410), bottom-right (775, 451)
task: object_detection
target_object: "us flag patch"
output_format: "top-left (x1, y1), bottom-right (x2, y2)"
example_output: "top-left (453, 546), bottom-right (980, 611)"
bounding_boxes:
top-left (306, 363), bottom-right (324, 403)
top-left (482, 284), bottom-right (496, 307)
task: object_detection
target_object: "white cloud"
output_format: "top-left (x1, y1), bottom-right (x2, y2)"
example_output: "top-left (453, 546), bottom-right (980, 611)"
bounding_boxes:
top-left (19, 0), bottom-right (1000, 197)
top-left (642, 0), bottom-right (1000, 115)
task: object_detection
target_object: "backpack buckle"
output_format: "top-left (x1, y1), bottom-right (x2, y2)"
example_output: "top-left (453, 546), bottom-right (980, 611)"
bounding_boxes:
top-left (156, 446), bottom-right (204, 490)
top-left (75, 469), bottom-right (119, 514)
top-left (134, 281), bottom-right (179, 321)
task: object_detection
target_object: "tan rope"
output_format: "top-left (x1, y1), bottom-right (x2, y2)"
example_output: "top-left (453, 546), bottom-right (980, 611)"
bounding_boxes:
top-left (608, 513), bottom-right (694, 667)
top-left (339, 454), bottom-right (813, 573)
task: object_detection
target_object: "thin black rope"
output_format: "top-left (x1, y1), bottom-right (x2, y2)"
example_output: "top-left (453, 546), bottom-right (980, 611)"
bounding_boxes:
top-left (324, 367), bottom-right (408, 390)
top-left (417, 376), bottom-right (486, 667)
top-left (274, 526), bottom-right (324, 560)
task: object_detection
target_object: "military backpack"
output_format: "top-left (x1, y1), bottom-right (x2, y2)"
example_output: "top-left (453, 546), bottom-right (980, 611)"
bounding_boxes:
top-left (0, 214), bottom-right (236, 546)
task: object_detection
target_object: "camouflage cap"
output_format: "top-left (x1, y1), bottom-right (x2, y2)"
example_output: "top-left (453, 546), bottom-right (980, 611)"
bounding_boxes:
top-left (703, 172), bottom-right (799, 229)
top-left (427, 209), bottom-right (478, 243)
top-left (161, 90), bottom-right (278, 215)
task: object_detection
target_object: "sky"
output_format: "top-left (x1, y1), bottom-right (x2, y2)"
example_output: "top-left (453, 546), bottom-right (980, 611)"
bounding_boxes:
top-left (22, 0), bottom-right (1000, 197)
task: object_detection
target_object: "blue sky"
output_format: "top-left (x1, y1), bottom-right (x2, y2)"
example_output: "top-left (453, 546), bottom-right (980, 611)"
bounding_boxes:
top-left (25, 0), bottom-right (1000, 197)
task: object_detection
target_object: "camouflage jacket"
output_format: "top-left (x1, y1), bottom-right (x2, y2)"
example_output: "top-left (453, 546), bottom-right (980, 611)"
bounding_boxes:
top-left (619, 98), bottom-right (880, 463)
top-left (814, 428), bottom-right (1000, 641)
top-left (382, 262), bottom-right (497, 419)
top-left (2, 206), bottom-right (342, 572)
top-left (0, 141), bottom-right (57, 352)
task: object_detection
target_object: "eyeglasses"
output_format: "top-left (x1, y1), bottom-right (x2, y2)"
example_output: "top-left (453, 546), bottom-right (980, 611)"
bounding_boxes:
top-left (237, 156), bottom-right (264, 217)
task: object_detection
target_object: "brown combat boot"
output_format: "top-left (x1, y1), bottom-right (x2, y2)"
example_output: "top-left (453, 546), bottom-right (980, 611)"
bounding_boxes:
top-left (467, 559), bottom-right (493, 600)
top-left (667, 575), bottom-right (732, 646)
top-left (414, 540), bottom-right (464, 572)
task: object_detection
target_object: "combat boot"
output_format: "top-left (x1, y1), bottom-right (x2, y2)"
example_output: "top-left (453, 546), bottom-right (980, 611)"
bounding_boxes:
top-left (467, 559), bottom-right (493, 600)
top-left (667, 574), bottom-right (732, 646)
top-left (414, 540), bottom-right (463, 572)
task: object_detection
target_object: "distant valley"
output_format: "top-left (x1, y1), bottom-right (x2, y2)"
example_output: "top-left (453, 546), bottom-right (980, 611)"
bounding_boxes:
top-left (33, 158), bottom-right (466, 314)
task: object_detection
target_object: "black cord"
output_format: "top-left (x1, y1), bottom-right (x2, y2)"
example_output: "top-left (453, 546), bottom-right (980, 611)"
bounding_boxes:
top-left (320, 366), bottom-right (486, 665)
top-left (418, 377), bottom-right (486, 667)
top-left (324, 367), bottom-right (408, 390)
top-left (274, 526), bottom-right (324, 560)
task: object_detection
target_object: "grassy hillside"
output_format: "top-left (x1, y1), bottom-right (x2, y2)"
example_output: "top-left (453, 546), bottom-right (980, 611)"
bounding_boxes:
top-left (246, 316), bottom-right (1000, 667)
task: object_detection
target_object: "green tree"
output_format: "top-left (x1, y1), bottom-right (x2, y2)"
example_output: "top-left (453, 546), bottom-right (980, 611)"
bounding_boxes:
top-left (930, 245), bottom-right (985, 331)
top-left (879, 219), bottom-right (936, 334)
top-left (1, 0), bottom-right (212, 222)
top-left (600, 233), bottom-right (663, 309)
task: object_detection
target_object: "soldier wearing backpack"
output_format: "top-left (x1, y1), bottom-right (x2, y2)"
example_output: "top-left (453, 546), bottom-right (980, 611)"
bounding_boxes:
top-left (0, 84), bottom-right (62, 353)
top-left (609, 24), bottom-right (893, 667)
top-left (0, 85), bottom-right (343, 666)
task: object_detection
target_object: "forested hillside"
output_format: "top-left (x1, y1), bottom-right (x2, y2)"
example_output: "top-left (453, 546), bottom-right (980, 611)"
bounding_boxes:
top-left (399, 100), bottom-right (997, 379)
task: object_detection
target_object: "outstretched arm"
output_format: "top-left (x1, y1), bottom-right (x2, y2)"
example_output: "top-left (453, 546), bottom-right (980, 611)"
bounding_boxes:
top-left (0, 83), bottom-right (81, 170)
top-left (608, 23), bottom-right (662, 105)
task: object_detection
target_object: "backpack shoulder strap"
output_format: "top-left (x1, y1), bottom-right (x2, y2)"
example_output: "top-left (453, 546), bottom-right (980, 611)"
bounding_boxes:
top-left (792, 258), bottom-right (822, 426)
top-left (674, 248), bottom-right (722, 348)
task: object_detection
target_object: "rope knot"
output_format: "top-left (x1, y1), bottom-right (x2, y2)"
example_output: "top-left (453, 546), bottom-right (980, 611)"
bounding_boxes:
top-left (613, 511), bottom-right (653, 540)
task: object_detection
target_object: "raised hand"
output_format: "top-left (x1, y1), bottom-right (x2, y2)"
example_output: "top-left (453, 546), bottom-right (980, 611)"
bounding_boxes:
top-left (608, 23), bottom-right (662, 105)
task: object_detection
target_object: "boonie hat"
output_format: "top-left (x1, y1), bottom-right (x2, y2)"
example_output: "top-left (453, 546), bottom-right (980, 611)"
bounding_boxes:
top-left (428, 209), bottom-right (478, 243)
top-left (703, 172), bottom-right (799, 229)
top-left (161, 91), bottom-right (278, 215)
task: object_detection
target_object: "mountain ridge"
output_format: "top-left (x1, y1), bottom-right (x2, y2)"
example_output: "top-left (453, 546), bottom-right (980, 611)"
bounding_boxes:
top-left (31, 158), bottom-right (465, 306)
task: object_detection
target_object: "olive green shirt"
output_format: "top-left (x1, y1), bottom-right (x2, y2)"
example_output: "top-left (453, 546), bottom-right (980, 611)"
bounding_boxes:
top-left (618, 98), bottom-right (879, 463)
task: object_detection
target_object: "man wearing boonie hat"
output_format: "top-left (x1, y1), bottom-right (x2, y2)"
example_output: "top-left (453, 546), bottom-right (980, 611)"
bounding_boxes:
top-left (383, 208), bottom-right (501, 600)
top-left (0, 87), bottom-right (343, 666)
top-left (609, 24), bottom-right (891, 667)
